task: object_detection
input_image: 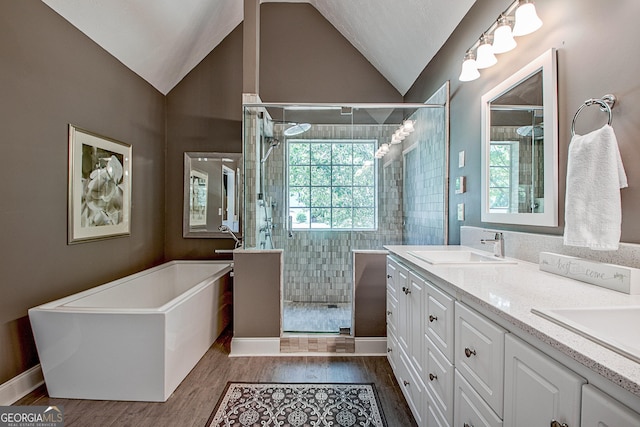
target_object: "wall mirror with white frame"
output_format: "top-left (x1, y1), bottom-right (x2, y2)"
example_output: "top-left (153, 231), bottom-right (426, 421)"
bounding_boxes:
top-left (481, 48), bottom-right (558, 226)
top-left (183, 152), bottom-right (242, 238)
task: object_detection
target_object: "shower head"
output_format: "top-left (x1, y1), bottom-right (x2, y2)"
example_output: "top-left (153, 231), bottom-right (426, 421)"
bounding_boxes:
top-left (261, 137), bottom-right (281, 163)
top-left (267, 137), bottom-right (280, 147)
top-left (284, 123), bottom-right (311, 136)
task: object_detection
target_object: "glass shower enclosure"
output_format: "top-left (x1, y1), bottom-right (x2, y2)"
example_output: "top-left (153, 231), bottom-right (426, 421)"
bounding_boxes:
top-left (243, 89), bottom-right (449, 335)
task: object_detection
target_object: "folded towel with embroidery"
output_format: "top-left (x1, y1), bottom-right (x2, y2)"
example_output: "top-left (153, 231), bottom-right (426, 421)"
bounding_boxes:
top-left (564, 124), bottom-right (627, 250)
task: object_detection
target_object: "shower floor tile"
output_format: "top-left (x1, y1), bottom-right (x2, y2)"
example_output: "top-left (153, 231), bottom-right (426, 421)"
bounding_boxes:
top-left (282, 302), bottom-right (352, 334)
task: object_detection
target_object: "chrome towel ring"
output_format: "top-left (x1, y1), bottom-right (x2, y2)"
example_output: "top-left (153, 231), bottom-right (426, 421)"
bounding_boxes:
top-left (571, 94), bottom-right (616, 137)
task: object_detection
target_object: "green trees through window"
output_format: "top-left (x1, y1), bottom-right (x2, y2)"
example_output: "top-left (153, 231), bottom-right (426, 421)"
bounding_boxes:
top-left (288, 140), bottom-right (377, 230)
top-left (489, 142), bottom-right (514, 212)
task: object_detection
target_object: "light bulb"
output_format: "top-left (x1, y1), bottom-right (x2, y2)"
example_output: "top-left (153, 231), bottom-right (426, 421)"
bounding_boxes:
top-left (380, 143), bottom-right (390, 154)
top-left (513, 1), bottom-right (542, 36)
top-left (492, 15), bottom-right (517, 54)
top-left (402, 120), bottom-right (415, 133)
top-left (391, 134), bottom-right (402, 144)
top-left (459, 51), bottom-right (480, 82)
top-left (476, 35), bottom-right (497, 69)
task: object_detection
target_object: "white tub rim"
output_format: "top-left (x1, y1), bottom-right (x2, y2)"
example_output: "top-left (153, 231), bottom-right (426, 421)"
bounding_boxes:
top-left (29, 260), bottom-right (232, 314)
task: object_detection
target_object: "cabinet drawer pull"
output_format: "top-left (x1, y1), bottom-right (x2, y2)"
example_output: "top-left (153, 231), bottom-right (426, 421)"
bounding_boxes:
top-left (402, 287), bottom-right (411, 295)
top-left (428, 373), bottom-right (437, 381)
top-left (428, 314), bottom-right (438, 322)
top-left (387, 310), bottom-right (392, 316)
top-left (550, 421), bottom-right (568, 427)
top-left (464, 347), bottom-right (477, 358)
top-left (464, 424), bottom-right (473, 427)
top-left (387, 274), bottom-right (392, 279)
top-left (403, 380), bottom-right (410, 386)
top-left (387, 347), bottom-right (392, 353)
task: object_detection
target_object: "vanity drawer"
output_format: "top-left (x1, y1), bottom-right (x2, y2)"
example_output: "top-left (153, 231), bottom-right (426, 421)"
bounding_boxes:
top-left (455, 302), bottom-right (506, 417)
top-left (386, 329), bottom-right (399, 373)
top-left (386, 257), bottom-right (401, 297)
top-left (386, 290), bottom-right (398, 335)
top-left (581, 384), bottom-right (640, 427)
top-left (425, 280), bottom-right (455, 362)
top-left (454, 370), bottom-right (503, 427)
top-left (425, 392), bottom-right (450, 427)
top-left (398, 349), bottom-right (425, 426)
top-left (425, 336), bottom-right (454, 426)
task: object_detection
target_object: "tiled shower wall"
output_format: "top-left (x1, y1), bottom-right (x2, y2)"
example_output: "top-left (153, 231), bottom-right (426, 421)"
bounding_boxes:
top-left (401, 84), bottom-right (448, 245)
top-left (264, 124), bottom-right (402, 304)
top-left (242, 96), bottom-right (261, 249)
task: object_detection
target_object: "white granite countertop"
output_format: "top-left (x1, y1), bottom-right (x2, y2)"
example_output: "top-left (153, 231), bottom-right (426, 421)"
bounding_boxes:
top-left (384, 245), bottom-right (640, 398)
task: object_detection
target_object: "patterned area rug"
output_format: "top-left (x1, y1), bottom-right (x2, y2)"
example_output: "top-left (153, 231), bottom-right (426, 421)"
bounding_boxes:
top-left (206, 382), bottom-right (387, 427)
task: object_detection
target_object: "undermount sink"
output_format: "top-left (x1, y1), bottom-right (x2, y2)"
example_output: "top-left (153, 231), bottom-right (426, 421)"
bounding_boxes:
top-left (532, 306), bottom-right (640, 363)
top-left (408, 250), bottom-right (517, 265)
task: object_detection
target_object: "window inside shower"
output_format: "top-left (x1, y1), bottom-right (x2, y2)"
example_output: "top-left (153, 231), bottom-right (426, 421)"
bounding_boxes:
top-left (288, 139), bottom-right (378, 231)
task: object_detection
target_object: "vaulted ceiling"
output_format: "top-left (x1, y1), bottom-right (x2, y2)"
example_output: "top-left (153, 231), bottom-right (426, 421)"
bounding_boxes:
top-left (41, 0), bottom-right (475, 95)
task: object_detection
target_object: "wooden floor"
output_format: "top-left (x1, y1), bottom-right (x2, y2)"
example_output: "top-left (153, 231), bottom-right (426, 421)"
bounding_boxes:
top-left (16, 327), bottom-right (417, 426)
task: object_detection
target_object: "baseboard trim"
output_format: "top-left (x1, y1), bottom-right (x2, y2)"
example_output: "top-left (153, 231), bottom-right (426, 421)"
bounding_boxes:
top-left (0, 364), bottom-right (44, 405)
top-left (230, 337), bottom-right (281, 356)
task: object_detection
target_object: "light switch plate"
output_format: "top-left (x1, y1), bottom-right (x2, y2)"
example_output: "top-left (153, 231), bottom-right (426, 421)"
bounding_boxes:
top-left (458, 151), bottom-right (465, 168)
top-left (455, 176), bottom-right (466, 194)
top-left (457, 203), bottom-right (465, 221)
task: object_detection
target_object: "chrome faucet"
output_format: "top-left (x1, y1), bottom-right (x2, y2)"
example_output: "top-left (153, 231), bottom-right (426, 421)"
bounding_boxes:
top-left (481, 232), bottom-right (505, 258)
top-left (218, 225), bottom-right (242, 248)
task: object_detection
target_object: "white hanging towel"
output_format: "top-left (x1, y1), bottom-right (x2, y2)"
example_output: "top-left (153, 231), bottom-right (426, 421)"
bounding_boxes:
top-left (564, 124), bottom-right (627, 250)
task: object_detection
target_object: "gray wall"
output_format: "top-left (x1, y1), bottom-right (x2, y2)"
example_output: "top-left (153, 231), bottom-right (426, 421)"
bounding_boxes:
top-left (165, 25), bottom-right (244, 260)
top-left (259, 3), bottom-right (403, 103)
top-left (354, 251), bottom-right (388, 337)
top-left (233, 251), bottom-right (282, 338)
top-left (406, 0), bottom-right (640, 244)
top-left (0, 2), bottom-right (165, 384)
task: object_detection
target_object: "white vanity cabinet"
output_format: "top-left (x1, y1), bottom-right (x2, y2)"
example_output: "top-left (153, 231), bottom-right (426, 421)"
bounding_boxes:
top-left (425, 335), bottom-right (454, 425)
top-left (407, 271), bottom-right (426, 377)
top-left (455, 301), bottom-right (506, 417)
top-left (455, 370), bottom-right (503, 427)
top-left (504, 334), bottom-right (585, 427)
top-left (386, 256), bottom-right (456, 426)
top-left (424, 277), bottom-right (455, 426)
top-left (581, 384), bottom-right (640, 427)
top-left (387, 257), bottom-right (426, 425)
top-left (386, 257), bottom-right (401, 370)
top-left (385, 249), bottom-right (640, 427)
top-left (425, 277), bottom-right (455, 361)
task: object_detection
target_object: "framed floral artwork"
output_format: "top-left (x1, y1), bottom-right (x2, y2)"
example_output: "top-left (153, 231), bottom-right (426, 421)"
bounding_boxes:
top-left (68, 125), bottom-right (131, 243)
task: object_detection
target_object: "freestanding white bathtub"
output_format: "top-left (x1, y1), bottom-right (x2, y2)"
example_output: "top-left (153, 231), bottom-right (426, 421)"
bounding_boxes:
top-left (29, 260), bottom-right (233, 402)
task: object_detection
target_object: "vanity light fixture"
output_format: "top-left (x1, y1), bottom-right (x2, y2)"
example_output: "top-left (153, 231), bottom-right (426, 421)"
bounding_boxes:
top-left (402, 119), bottom-right (415, 133)
top-left (459, 50), bottom-right (480, 82)
top-left (475, 34), bottom-right (497, 69)
top-left (512, 0), bottom-right (543, 36)
top-left (459, 0), bottom-right (543, 82)
top-left (376, 120), bottom-right (417, 158)
top-left (492, 14), bottom-right (517, 54)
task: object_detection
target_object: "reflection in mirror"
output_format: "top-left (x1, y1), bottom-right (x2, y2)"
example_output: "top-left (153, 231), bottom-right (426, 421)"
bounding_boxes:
top-left (183, 152), bottom-right (242, 238)
top-left (481, 48), bottom-right (558, 226)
